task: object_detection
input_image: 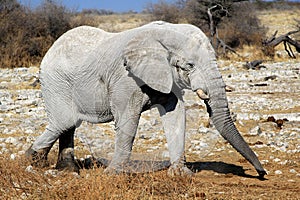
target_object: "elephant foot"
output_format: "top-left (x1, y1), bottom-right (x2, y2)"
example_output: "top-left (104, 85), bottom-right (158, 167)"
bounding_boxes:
top-left (56, 148), bottom-right (80, 174)
top-left (167, 163), bottom-right (194, 177)
top-left (25, 145), bottom-right (50, 168)
top-left (56, 158), bottom-right (80, 174)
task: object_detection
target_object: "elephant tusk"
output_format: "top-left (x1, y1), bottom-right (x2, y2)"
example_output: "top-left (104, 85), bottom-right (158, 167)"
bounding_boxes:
top-left (196, 89), bottom-right (209, 100)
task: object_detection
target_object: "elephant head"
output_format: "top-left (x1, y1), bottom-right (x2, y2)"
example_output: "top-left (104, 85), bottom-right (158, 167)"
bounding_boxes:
top-left (123, 21), bottom-right (266, 178)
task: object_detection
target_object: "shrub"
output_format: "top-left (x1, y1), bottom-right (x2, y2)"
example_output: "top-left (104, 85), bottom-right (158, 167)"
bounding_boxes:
top-left (146, 0), bottom-right (182, 23)
top-left (218, 2), bottom-right (267, 48)
top-left (0, 0), bottom-right (71, 68)
top-left (147, 0), bottom-right (267, 54)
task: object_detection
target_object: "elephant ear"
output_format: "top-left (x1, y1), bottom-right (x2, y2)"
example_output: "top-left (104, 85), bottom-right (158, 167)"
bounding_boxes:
top-left (123, 32), bottom-right (173, 94)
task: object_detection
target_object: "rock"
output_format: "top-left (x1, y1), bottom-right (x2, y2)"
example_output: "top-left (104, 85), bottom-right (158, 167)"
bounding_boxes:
top-left (25, 129), bottom-right (34, 134)
top-left (5, 137), bottom-right (18, 146)
top-left (273, 158), bottom-right (281, 162)
top-left (10, 154), bottom-right (16, 160)
top-left (249, 126), bottom-right (262, 136)
top-left (264, 75), bottom-right (278, 81)
top-left (0, 105), bottom-right (8, 112)
top-left (25, 165), bottom-right (35, 173)
top-left (44, 169), bottom-right (58, 177)
top-left (275, 170), bottom-right (283, 175)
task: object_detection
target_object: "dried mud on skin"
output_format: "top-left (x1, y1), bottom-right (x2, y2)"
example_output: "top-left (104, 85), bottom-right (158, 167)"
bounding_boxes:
top-left (0, 61), bottom-right (299, 199)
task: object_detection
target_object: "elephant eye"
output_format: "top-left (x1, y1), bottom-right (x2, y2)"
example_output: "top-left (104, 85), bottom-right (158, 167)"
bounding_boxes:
top-left (187, 62), bottom-right (194, 68)
top-left (186, 62), bottom-right (195, 71)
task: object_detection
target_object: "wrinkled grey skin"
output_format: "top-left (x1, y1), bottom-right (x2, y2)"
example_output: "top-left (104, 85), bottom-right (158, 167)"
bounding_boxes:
top-left (26, 21), bottom-right (266, 178)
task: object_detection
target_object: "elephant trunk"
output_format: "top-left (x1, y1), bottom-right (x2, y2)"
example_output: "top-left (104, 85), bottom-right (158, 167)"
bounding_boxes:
top-left (194, 65), bottom-right (266, 178)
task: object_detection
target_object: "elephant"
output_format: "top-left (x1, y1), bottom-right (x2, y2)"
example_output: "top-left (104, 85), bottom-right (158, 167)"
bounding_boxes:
top-left (26, 21), bottom-right (266, 178)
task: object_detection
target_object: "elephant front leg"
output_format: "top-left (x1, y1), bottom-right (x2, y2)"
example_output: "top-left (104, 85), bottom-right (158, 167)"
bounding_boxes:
top-left (158, 95), bottom-right (193, 176)
top-left (25, 127), bottom-right (58, 168)
top-left (104, 92), bottom-right (142, 174)
top-left (104, 129), bottom-right (136, 174)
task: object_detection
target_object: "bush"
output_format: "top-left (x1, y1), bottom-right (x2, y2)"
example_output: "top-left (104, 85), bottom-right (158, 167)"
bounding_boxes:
top-left (147, 0), bottom-right (267, 53)
top-left (218, 2), bottom-right (267, 48)
top-left (0, 0), bottom-right (71, 68)
top-left (146, 0), bottom-right (182, 23)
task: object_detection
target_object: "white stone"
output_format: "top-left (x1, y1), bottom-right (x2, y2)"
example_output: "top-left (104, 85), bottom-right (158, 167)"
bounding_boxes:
top-left (261, 160), bottom-right (269, 164)
top-left (44, 169), bottom-right (58, 177)
top-left (249, 126), bottom-right (262, 136)
top-left (5, 137), bottom-right (18, 145)
top-left (25, 165), bottom-right (35, 173)
top-left (10, 154), bottom-right (16, 160)
top-left (273, 158), bottom-right (281, 162)
top-left (275, 170), bottom-right (283, 175)
top-left (25, 129), bottom-right (34, 134)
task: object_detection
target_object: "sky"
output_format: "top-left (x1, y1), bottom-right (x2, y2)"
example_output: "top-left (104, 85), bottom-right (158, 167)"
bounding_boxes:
top-left (18, 0), bottom-right (174, 13)
top-left (17, 0), bottom-right (300, 13)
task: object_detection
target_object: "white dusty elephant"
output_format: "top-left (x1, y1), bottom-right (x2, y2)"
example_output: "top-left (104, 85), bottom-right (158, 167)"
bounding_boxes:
top-left (26, 21), bottom-right (266, 178)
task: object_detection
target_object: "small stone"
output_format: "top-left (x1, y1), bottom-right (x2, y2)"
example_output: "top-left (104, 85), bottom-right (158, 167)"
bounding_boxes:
top-left (273, 158), bottom-right (281, 162)
top-left (261, 160), bottom-right (269, 164)
top-left (25, 165), bottom-right (35, 173)
top-left (279, 160), bottom-right (288, 165)
top-left (0, 105), bottom-right (8, 112)
top-left (275, 170), bottom-right (282, 175)
top-left (264, 75), bottom-right (278, 81)
top-left (45, 169), bottom-right (58, 177)
top-left (249, 126), bottom-right (262, 136)
top-left (5, 137), bottom-right (18, 145)
top-left (10, 154), bottom-right (16, 160)
top-left (25, 129), bottom-right (34, 134)
top-left (289, 169), bottom-right (297, 173)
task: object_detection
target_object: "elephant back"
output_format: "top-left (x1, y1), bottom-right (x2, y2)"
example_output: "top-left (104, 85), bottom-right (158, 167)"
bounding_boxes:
top-left (40, 26), bottom-right (111, 72)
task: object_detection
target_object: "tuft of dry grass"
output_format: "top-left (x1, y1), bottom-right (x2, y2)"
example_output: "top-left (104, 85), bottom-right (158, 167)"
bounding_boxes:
top-left (1, 149), bottom-right (299, 199)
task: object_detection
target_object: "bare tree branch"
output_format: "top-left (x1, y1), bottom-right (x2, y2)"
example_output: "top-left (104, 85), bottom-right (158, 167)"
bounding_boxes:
top-left (207, 5), bottom-right (238, 56)
top-left (263, 30), bottom-right (300, 58)
top-left (207, 5), bottom-right (218, 39)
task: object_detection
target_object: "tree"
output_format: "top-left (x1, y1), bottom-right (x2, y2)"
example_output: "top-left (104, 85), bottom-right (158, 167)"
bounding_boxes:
top-left (0, 0), bottom-right (21, 12)
top-left (148, 0), bottom-right (265, 55)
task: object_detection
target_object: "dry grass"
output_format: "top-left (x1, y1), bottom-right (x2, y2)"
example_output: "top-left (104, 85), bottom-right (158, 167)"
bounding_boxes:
top-left (258, 9), bottom-right (300, 36)
top-left (1, 147), bottom-right (299, 199)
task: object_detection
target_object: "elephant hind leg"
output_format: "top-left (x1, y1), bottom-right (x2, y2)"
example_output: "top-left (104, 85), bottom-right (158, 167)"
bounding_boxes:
top-left (55, 127), bottom-right (80, 173)
top-left (25, 144), bottom-right (51, 168)
top-left (26, 126), bottom-right (61, 168)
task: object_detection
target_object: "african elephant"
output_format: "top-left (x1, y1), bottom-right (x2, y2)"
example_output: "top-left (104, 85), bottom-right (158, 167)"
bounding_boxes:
top-left (26, 21), bottom-right (266, 178)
